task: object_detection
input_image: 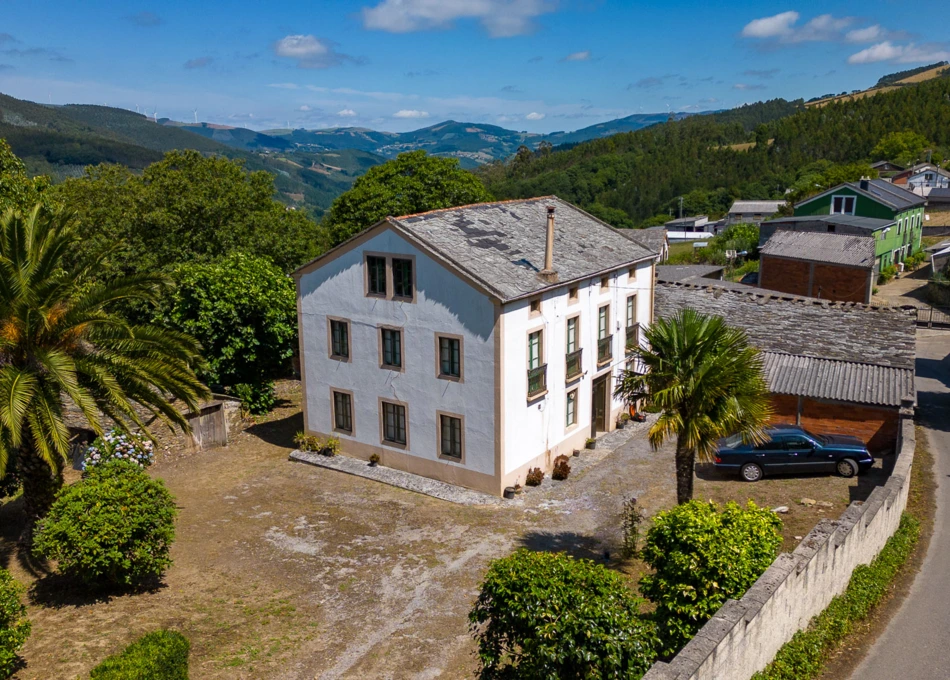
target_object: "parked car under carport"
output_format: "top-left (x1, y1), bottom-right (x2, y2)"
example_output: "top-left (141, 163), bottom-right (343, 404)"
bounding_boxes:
top-left (714, 424), bottom-right (874, 482)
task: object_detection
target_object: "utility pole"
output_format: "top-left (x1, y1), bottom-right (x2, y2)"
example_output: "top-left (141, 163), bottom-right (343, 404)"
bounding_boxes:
top-left (678, 196), bottom-right (684, 219)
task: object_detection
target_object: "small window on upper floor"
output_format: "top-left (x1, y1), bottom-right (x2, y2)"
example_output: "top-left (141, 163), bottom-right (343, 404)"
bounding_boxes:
top-left (600, 276), bottom-right (610, 290)
top-left (366, 255), bottom-right (387, 297)
top-left (392, 257), bottom-right (414, 301)
top-left (529, 298), bottom-right (541, 316)
top-left (831, 195), bottom-right (856, 215)
top-left (568, 286), bottom-right (579, 303)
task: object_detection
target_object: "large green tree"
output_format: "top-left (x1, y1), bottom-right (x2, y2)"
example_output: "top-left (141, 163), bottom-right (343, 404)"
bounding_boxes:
top-left (322, 150), bottom-right (493, 247)
top-left (53, 150), bottom-right (321, 277)
top-left (0, 139), bottom-right (52, 215)
top-left (615, 309), bottom-right (772, 504)
top-left (159, 253), bottom-right (297, 413)
top-left (0, 206), bottom-right (209, 541)
top-left (871, 131), bottom-right (930, 166)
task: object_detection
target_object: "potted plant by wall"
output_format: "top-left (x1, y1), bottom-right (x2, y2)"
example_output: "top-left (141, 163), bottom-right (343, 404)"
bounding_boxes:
top-left (616, 413), bottom-right (631, 429)
top-left (585, 437), bottom-right (596, 450)
top-left (369, 453), bottom-right (380, 467)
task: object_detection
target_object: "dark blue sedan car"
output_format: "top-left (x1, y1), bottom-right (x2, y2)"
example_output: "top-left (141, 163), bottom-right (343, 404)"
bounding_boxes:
top-left (714, 424), bottom-right (874, 482)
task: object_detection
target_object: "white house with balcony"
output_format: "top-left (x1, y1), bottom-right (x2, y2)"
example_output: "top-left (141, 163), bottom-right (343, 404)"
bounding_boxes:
top-left (293, 197), bottom-right (658, 496)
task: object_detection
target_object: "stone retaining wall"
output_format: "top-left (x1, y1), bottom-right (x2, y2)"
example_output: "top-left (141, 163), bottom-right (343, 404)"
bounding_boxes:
top-left (643, 417), bottom-right (916, 680)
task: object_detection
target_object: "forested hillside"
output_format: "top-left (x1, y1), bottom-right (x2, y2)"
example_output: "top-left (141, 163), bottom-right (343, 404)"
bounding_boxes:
top-left (480, 79), bottom-right (950, 227)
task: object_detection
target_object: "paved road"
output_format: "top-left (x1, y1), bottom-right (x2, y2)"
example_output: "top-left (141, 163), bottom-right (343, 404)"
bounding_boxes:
top-left (850, 330), bottom-right (950, 679)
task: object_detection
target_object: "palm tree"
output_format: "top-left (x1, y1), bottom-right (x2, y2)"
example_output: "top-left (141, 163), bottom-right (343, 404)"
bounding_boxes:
top-left (0, 205), bottom-right (210, 542)
top-left (615, 308), bottom-right (772, 504)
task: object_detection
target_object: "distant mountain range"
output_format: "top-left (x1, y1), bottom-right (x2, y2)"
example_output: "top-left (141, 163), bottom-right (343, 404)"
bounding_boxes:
top-left (167, 113), bottom-right (693, 167)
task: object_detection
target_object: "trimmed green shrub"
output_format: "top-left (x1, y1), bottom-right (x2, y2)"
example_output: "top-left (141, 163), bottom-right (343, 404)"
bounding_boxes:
top-left (0, 569), bottom-right (30, 679)
top-left (227, 381), bottom-right (277, 415)
top-left (470, 549), bottom-right (658, 679)
top-left (90, 630), bottom-right (190, 679)
top-left (752, 514), bottom-right (920, 680)
top-left (878, 264), bottom-right (899, 285)
top-left (641, 500), bottom-right (782, 656)
top-left (33, 462), bottom-right (178, 587)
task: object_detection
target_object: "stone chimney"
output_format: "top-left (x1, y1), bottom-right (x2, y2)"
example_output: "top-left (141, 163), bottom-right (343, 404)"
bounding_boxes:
top-left (538, 206), bottom-right (559, 283)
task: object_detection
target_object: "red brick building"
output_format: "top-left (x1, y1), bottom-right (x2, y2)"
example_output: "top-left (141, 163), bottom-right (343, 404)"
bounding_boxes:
top-left (759, 231), bottom-right (876, 304)
top-left (655, 281), bottom-right (916, 453)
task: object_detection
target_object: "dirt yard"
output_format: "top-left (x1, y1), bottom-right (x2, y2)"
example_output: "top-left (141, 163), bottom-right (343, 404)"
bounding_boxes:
top-left (0, 382), bottom-right (892, 679)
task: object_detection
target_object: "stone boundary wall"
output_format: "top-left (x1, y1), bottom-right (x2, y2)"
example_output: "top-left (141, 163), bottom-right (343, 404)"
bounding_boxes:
top-left (643, 417), bottom-right (916, 680)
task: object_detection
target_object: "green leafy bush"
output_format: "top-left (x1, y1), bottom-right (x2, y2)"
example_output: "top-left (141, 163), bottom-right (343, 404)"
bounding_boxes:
top-left (878, 264), bottom-right (899, 285)
top-left (753, 514), bottom-right (920, 680)
top-left (0, 569), bottom-right (30, 679)
top-left (470, 549), bottom-right (657, 679)
top-left (0, 460), bottom-right (19, 500)
top-left (90, 630), bottom-right (190, 680)
top-left (641, 500), bottom-right (782, 655)
top-left (33, 463), bottom-right (178, 587)
top-left (81, 429), bottom-right (154, 472)
top-left (160, 252), bottom-right (296, 414)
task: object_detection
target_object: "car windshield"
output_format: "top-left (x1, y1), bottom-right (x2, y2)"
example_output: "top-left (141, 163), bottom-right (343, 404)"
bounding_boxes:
top-left (720, 433), bottom-right (744, 448)
top-left (800, 429), bottom-right (828, 445)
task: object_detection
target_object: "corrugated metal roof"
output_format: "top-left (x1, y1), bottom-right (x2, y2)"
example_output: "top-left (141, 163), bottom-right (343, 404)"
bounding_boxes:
top-left (761, 230), bottom-right (875, 268)
top-left (392, 197), bottom-right (656, 301)
top-left (762, 352), bottom-right (915, 407)
top-left (729, 200), bottom-right (786, 214)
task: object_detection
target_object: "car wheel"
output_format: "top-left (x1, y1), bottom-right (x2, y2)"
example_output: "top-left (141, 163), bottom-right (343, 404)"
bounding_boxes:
top-left (741, 463), bottom-right (763, 482)
top-left (837, 458), bottom-right (858, 478)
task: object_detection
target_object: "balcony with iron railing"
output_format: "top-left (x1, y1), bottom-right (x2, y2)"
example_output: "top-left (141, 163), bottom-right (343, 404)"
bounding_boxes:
top-left (527, 364), bottom-right (548, 398)
top-left (597, 335), bottom-right (613, 366)
top-left (625, 323), bottom-right (640, 354)
top-left (565, 348), bottom-right (583, 380)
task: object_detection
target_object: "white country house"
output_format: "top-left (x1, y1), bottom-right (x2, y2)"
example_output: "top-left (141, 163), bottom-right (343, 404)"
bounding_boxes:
top-left (293, 197), bottom-right (659, 496)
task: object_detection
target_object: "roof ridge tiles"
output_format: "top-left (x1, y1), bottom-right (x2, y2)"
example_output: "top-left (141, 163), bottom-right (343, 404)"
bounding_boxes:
top-left (394, 195), bottom-right (558, 220)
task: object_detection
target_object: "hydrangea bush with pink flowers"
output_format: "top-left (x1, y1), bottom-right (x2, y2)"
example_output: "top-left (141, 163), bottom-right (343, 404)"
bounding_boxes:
top-left (82, 429), bottom-right (155, 472)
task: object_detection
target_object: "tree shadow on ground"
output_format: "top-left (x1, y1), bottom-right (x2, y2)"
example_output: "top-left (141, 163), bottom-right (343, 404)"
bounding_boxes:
top-left (516, 530), bottom-right (610, 563)
top-left (243, 411), bottom-right (303, 449)
top-left (28, 573), bottom-right (167, 609)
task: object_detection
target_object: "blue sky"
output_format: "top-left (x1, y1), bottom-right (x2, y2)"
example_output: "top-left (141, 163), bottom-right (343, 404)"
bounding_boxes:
top-left (1, 0), bottom-right (948, 133)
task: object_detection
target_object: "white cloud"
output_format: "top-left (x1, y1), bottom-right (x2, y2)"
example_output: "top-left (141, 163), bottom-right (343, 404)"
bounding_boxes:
top-left (846, 25), bottom-right (884, 43)
top-left (733, 83), bottom-right (767, 91)
top-left (562, 50), bottom-right (591, 62)
top-left (525, 111), bottom-right (545, 120)
top-left (338, 108), bottom-right (357, 117)
top-left (361, 0), bottom-right (557, 38)
top-left (268, 82), bottom-right (299, 89)
top-left (273, 34), bottom-right (351, 68)
top-left (298, 104), bottom-right (312, 111)
top-left (393, 109), bottom-right (429, 118)
top-left (848, 41), bottom-right (950, 64)
top-left (741, 11), bottom-right (798, 38)
top-left (741, 11), bottom-right (869, 45)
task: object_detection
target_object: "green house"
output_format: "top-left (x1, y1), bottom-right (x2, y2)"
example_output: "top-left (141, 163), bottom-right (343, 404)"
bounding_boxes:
top-left (793, 179), bottom-right (925, 269)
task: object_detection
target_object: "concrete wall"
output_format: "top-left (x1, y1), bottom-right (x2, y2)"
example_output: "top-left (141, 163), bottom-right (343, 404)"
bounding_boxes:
top-left (297, 226), bottom-right (499, 490)
top-left (499, 260), bottom-right (654, 488)
top-left (642, 418), bottom-right (916, 680)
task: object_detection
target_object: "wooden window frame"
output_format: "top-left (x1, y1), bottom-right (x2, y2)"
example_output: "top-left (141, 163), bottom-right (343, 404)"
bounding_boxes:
top-left (830, 194), bottom-right (856, 216)
top-left (391, 255), bottom-right (417, 303)
top-left (566, 388), bottom-right (579, 430)
top-left (598, 305), bottom-right (610, 341)
top-left (327, 317), bottom-right (352, 363)
top-left (379, 397), bottom-right (409, 449)
top-left (527, 328), bottom-right (544, 370)
top-left (378, 325), bottom-right (405, 372)
top-left (436, 410), bottom-right (465, 463)
top-left (435, 333), bottom-right (464, 382)
top-left (330, 387), bottom-right (355, 436)
top-left (566, 314), bottom-right (580, 354)
top-left (364, 252), bottom-right (389, 299)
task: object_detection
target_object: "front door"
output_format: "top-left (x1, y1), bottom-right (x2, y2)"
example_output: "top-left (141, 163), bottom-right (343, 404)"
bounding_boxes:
top-left (591, 375), bottom-right (609, 436)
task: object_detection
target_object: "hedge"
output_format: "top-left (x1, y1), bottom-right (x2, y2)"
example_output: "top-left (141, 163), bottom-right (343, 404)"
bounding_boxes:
top-left (751, 513), bottom-right (920, 680)
top-left (89, 630), bottom-right (189, 679)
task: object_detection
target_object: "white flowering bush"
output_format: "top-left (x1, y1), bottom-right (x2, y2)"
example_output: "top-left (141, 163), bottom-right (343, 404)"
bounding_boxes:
top-left (82, 429), bottom-right (155, 472)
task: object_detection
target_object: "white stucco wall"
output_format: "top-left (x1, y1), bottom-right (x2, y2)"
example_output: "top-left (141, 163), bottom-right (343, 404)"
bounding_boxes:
top-left (501, 260), bottom-right (655, 476)
top-left (297, 227), bottom-right (497, 476)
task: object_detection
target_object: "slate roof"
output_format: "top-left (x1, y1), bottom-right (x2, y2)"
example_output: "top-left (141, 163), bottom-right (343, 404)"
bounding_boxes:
top-left (665, 215), bottom-right (707, 226)
top-left (762, 214), bottom-right (895, 232)
top-left (928, 187), bottom-right (950, 203)
top-left (796, 179), bottom-right (925, 211)
top-left (389, 197), bottom-right (656, 301)
top-left (728, 200), bottom-right (786, 214)
top-left (654, 282), bottom-right (917, 407)
top-left (625, 226), bottom-right (667, 255)
top-left (761, 231), bottom-right (876, 268)
top-left (762, 353), bottom-right (915, 407)
top-left (656, 264), bottom-right (724, 281)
